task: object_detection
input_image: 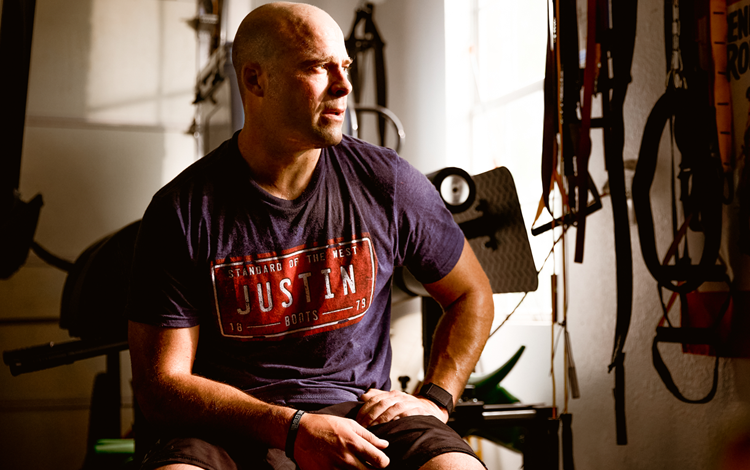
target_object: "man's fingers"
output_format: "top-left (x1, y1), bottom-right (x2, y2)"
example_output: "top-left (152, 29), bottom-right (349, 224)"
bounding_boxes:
top-left (357, 426), bottom-right (390, 450)
top-left (294, 414), bottom-right (389, 470)
top-left (358, 390), bottom-right (409, 427)
top-left (359, 400), bottom-right (404, 427)
top-left (358, 390), bottom-right (449, 427)
top-left (360, 388), bottom-right (386, 401)
top-left (354, 427), bottom-right (390, 468)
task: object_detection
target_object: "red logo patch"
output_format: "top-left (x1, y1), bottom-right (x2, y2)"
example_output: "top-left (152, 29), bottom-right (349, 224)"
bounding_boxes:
top-left (211, 237), bottom-right (377, 340)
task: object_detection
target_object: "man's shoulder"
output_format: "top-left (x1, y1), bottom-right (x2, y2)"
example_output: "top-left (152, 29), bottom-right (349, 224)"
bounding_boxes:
top-left (336, 134), bottom-right (395, 155)
top-left (332, 135), bottom-right (403, 171)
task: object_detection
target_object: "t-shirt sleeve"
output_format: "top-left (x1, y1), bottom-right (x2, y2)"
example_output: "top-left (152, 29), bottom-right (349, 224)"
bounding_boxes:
top-left (126, 194), bottom-right (203, 328)
top-left (394, 159), bottom-right (465, 284)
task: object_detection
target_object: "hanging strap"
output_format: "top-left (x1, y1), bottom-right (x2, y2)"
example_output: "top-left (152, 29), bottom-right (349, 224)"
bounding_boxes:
top-left (0, 0), bottom-right (44, 279)
top-left (561, 412), bottom-right (575, 470)
top-left (344, 3), bottom-right (388, 146)
top-left (0, 0), bottom-right (37, 214)
top-left (541, 0), bottom-right (559, 215)
top-left (652, 328), bottom-right (720, 404)
top-left (651, 286), bottom-right (731, 404)
top-left (740, 150), bottom-right (750, 255)
top-left (633, 88), bottom-right (725, 294)
top-left (560, 0), bottom-right (582, 214)
top-left (602, 0), bottom-right (638, 446)
top-left (537, 0), bottom-right (604, 237)
top-left (573, 0), bottom-right (598, 263)
top-left (709, 0), bottom-right (733, 175)
top-left (738, 56), bottom-right (750, 255)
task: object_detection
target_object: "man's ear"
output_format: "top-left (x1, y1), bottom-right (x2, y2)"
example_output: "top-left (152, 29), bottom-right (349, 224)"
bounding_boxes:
top-left (242, 63), bottom-right (265, 97)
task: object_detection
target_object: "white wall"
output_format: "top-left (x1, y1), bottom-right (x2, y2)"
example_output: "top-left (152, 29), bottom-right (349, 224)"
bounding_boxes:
top-left (0, 1), bottom-right (196, 468)
top-left (555, 2), bottom-right (750, 468)
top-left (451, 1), bottom-right (750, 469)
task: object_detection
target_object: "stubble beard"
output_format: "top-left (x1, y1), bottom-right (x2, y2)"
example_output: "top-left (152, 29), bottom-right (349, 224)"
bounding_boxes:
top-left (311, 119), bottom-right (344, 148)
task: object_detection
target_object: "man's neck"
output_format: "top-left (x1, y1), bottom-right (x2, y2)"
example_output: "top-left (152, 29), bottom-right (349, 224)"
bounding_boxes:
top-left (237, 129), bottom-right (322, 201)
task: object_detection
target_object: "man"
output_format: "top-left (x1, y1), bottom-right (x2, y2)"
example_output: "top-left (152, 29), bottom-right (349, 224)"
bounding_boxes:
top-left (127, 2), bottom-right (494, 469)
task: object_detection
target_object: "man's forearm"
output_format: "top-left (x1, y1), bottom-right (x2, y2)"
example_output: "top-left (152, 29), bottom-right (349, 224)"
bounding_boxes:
top-left (129, 322), bottom-right (295, 451)
top-left (137, 367), bottom-right (391, 469)
top-left (136, 370), bottom-right (295, 451)
top-left (421, 240), bottom-right (495, 404)
top-left (353, 288), bottom-right (493, 429)
top-left (422, 288), bottom-right (494, 403)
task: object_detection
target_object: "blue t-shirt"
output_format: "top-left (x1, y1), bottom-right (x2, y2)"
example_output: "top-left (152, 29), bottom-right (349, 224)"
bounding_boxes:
top-left (127, 133), bottom-right (464, 406)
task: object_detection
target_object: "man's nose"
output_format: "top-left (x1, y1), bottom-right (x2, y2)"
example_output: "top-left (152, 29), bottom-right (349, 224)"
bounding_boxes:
top-left (330, 68), bottom-right (352, 98)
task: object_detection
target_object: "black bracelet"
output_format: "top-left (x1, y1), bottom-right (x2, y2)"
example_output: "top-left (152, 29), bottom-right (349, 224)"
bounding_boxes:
top-left (285, 409), bottom-right (305, 461)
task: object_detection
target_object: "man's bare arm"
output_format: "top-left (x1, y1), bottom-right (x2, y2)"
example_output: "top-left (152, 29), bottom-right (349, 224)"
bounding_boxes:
top-left (128, 321), bottom-right (390, 469)
top-left (357, 239), bottom-right (494, 426)
top-left (128, 322), bottom-right (294, 445)
top-left (421, 238), bottom-right (494, 401)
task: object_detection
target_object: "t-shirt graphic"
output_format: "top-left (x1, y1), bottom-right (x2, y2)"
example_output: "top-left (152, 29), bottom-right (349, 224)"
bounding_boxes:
top-left (211, 236), bottom-right (377, 340)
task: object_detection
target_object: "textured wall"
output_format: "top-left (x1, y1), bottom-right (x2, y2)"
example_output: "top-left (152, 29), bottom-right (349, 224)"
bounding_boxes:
top-left (0, 0), bottom-right (196, 468)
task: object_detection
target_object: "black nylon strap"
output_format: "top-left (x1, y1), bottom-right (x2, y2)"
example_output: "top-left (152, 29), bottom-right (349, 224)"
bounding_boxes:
top-left (418, 383), bottom-right (454, 415)
top-left (633, 89), bottom-right (725, 294)
top-left (651, 286), bottom-right (731, 404)
top-left (602, 0), bottom-right (638, 447)
top-left (740, 154), bottom-right (750, 255)
top-left (612, 352), bottom-right (627, 444)
top-left (561, 413), bottom-right (575, 470)
top-left (652, 330), bottom-right (720, 404)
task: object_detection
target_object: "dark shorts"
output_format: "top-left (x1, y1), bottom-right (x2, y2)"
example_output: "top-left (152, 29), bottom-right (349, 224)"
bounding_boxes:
top-left (137, 401), bottom-right (484, 470)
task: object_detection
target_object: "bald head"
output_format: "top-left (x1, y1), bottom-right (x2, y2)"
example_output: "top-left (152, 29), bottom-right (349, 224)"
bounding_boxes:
top-left (232, 2), bottom-right (352, 154)
top-left (232, 2), bottom-right (341, 82)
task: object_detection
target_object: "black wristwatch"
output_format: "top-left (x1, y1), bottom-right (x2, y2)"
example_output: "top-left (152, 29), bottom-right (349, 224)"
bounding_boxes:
top-left (418, 383), bottom-right (454, 415)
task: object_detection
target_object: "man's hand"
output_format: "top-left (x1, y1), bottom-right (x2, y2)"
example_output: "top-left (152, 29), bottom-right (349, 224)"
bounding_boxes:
top-left (356, 389), bottom-right (450, 428)
top-left (294, 413), bottom-right (390, 470)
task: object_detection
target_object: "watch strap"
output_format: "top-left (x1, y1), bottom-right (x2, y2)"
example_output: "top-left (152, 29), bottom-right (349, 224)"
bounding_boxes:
top-left (418, 382), bottom-right (454, 415)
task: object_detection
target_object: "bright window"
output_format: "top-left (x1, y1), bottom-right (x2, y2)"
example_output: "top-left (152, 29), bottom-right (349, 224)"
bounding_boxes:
top-left (447, 0), bottom-right (552, 324)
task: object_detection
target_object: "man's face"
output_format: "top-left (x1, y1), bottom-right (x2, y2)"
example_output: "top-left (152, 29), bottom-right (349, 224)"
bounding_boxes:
top-left (264, 15), bottom-right (353, 150)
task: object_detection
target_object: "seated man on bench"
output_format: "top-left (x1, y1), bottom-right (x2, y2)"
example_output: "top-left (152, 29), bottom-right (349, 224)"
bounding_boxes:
top-left (126, 3), bottom-right (494, 469)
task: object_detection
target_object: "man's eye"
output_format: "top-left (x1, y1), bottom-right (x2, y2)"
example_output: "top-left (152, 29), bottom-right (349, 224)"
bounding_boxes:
top-left (310, 63), bottom-right (349, 76)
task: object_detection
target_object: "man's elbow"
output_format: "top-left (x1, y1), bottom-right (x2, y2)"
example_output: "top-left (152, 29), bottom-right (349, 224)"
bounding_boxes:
top-left (476, 285), bottom-right (495, 333)
top-left (468, 269), bottom-right (494, 313)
